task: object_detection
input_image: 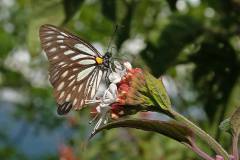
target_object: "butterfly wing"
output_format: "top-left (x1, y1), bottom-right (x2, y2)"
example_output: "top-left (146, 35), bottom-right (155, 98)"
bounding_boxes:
top-left (39, 24), bottom-right (104, 114)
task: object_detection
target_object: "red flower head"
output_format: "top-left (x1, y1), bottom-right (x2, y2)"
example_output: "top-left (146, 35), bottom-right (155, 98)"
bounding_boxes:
top-left (117, 68), bottom-right (144, 105)
top-left (109, 67), bottom-right (149, 119)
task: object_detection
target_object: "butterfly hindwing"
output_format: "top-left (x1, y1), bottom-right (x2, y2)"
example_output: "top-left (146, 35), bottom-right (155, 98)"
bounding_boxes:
top-left (57, 102), bottom-right (72, 115)
top-left (39, 24), bottom-right (104, 114)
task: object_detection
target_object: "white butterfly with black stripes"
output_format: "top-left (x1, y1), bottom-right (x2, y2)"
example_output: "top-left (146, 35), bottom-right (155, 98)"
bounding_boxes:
top-left (39, 24), bottom-right (112, 115)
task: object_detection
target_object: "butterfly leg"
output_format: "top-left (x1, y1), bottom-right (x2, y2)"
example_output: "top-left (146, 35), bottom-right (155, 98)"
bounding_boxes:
top-left (89, 113), bottom-right (100, 124)
top-left (104, 69), bottom-right (111, 85)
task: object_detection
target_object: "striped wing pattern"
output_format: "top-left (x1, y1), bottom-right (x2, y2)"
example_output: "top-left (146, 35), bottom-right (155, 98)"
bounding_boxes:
top-left (39, 24), bottom-right (104, 114)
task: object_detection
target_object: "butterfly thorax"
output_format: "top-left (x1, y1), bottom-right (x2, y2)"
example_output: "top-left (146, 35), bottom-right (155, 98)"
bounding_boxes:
top-left (96, 52), bottom-right (112, 69)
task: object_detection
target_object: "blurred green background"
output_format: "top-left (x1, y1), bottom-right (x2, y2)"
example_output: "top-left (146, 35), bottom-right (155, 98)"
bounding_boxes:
top-left (0, 0), bottom-right (240, 159)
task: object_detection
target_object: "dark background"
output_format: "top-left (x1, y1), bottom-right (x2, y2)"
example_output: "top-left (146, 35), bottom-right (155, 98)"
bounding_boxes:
top-left (0, 0), bottom-right (239, 159)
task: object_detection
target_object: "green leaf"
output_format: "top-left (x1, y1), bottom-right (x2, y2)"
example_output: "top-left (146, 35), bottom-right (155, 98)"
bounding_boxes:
top-left (141, 15), bottom-right (202, 75)
top-left (230, 107), bottom-right (240, 135)
top-left (190, 34), bottom-right (238, 122)
top-left (91, 119), bottom-right (193, 145)
top-left (144, 72), bottom-right (171, 111)
top-left (63, 0), bottom-right (84, 24)
top-left (219, 118), bottom-right (231, 134)
top-left (100, 0), bottom-right (116, 22)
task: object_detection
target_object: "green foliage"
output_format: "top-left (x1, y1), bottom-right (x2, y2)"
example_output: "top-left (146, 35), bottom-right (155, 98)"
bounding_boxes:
top-left (27, 0), bottom-right (65, 55)
top-left (219, 118), bottom-right (231, 134)
top-left (100, 0), bottom-right (116, 22)
top-left (191, 34), bottom-right (239, 121)
top-left (141, 15), bottom-right (203, 75)
top-left (63, 0), bottom-right (84, 24)
top-left (0, 29), bottom-right (14, 58)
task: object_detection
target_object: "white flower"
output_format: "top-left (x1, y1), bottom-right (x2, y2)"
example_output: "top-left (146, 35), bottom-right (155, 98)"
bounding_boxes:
top-left (90, 83), bottom-right (118, 133)
top-left (102, 83), bottom-right (117, 104)
top-left (87, 61), bottom-right (132, 133)
top-left (113, 60), bottom-right (127, 77)
top-left (123, 61), bottom-right (132, 70)
top-left (109, 72), bottom-right (121, 84)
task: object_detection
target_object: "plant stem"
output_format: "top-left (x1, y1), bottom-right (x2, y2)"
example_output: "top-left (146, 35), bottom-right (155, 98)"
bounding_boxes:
top-left (187, 137), bottom-right (214, 160)
top-left (170, 109), bottom-right (229, 160)
top-left (232, 133), bottom-right (239, 160)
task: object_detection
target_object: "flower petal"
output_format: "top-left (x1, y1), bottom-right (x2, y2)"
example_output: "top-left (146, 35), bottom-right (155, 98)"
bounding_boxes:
top-left (123, 61), bottom-right (132, 70)
top-left (109, 72), bottom-right (121, 83)
top-left (103, 84), bottom-right (117, 104)
top-left (114, 60), bottom-right (123, 70)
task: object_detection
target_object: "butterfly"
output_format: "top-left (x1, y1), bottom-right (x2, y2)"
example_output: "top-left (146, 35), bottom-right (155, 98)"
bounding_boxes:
top-left (39, 24), bottom-right (112, 115)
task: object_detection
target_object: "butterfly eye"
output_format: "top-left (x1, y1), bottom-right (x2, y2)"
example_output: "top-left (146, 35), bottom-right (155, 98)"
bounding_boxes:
top-left (39, 24), bottom-right (110, 114)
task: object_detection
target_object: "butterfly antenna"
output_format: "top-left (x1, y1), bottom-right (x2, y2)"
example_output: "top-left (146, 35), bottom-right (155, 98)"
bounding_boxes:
top-left (107, 25), bottom-right (119, 52)
top-left (114, 54), bottom-right (129, 61)
top-left (110, 46), bottom-right (117, 53)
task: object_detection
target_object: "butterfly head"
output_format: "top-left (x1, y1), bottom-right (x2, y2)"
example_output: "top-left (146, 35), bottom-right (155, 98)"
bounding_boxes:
top-left (104, 52), bottom-right (112, 59)
top-left (102, 52), bottom-right (112, 68)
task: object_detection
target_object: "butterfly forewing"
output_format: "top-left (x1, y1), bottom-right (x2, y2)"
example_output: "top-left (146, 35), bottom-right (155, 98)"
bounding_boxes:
top-left (39, 24), bottom-right (104, 114)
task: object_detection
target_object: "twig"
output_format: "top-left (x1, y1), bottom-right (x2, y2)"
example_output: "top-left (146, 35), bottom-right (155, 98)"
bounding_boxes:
top-left (170, 109), bottom-right (229, 160)
top-left (232, 133), bottom-right (239, 160)
top-left (186, 137), bottom-right (214, 160)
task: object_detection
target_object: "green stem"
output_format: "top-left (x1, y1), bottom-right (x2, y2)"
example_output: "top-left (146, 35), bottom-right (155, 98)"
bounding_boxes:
top-left (170, 109), bottom-right (229, 160)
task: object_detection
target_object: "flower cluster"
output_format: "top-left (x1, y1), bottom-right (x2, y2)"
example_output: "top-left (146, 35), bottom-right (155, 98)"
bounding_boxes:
top-left (116, 67), bottom-right (144, 105)
top-left (88, 61), bottom-right (162, 133)
top-left (109, 68), bottom-right (144, 119)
